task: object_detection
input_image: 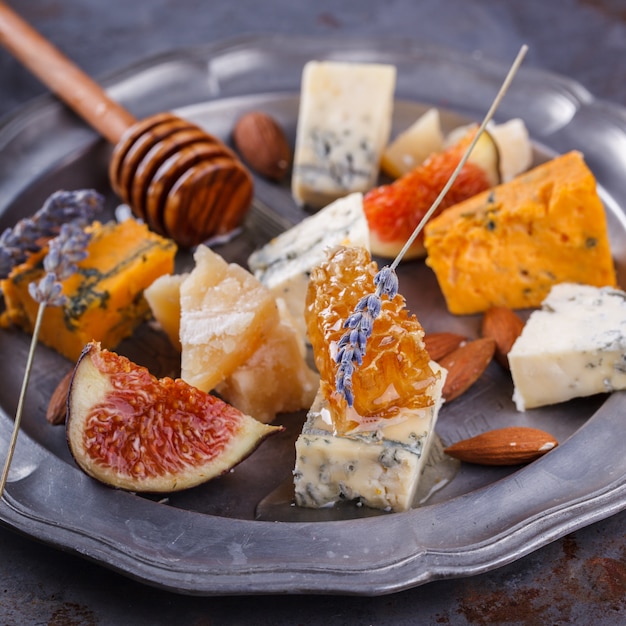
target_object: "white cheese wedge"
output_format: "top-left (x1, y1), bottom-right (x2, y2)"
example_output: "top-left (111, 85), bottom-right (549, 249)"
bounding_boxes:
top-left (293, 363), bottom-right (446, 512)
top-left (150, 247), bottom-right (317, 423)
top-left (291, 61), bottom-right (396, 208)
top-left (509, 282), bottom-right (626, 411)
top-left (380, 107), bottom-right (444, 178)
top-left (248, 192), bottom-right (369, 338)
top-left (144, 273), bottom-right (187, 350)
top-left (214, 298), bottom-right (319, 424)
top-left (179, 246), bottom-right (279, 393)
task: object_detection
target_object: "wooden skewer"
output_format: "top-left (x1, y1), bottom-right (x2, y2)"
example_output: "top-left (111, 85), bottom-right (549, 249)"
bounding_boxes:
top-left (0, 1), bottom-right (253, 247)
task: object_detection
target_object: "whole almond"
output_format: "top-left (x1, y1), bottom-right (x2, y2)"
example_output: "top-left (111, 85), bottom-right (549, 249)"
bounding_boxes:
top-left (481, 306), bottom-right (524, 369)
top-left (423, 332), bottom-right (466, 361)
top-left (444, 426), bottom-right (558, 465)
top-left (438, 337), bottom-right (496, 402)
top-left (232, 111), bottom-right (291, 181)
top-left (46, 369), bottom-right (73, 425)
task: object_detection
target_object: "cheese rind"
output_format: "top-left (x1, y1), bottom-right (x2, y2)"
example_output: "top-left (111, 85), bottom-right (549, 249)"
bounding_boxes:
top-left (509, 283), bottom-right (626, 411)
top-left (423, 151), bottom-right (617, 314)
top-left (293, 363), bottom-right (445, 512)
top-left (291, 61), bottom-right (396, 208)
top-left (248, 192), bottom-right (369, 338)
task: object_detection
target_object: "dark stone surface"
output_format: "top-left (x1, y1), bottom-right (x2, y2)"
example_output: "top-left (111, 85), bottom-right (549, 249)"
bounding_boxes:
top-left (1, 0), bottom-right (625, 623)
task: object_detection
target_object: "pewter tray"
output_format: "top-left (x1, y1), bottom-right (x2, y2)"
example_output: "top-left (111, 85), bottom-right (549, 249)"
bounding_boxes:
top-left (0, 36), bottom-right (625, 596)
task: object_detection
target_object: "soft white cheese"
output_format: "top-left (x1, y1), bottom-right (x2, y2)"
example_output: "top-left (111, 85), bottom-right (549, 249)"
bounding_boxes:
top-left (248, 192), bottom-right (369, 338)
top-left (293, 363), bottom-right (446, 512)
top-left (291, 61), bottom-right (396, 208)
top-left (509, 282), bottom-right (626, 411)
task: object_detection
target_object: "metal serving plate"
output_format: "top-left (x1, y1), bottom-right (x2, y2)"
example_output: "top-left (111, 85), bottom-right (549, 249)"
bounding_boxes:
top-left (1, 36), bottom-right (625, 596)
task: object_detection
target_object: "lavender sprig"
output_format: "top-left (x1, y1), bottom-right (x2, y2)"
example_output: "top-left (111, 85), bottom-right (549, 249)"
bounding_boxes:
top-left (28, 223), bottom-right (91, 306)
top-left (0, 189), bottom-right (103, 280)
top-left (334, 45), bottom-right (528, 406)
top-left (335, 268), bottom-right (398, 406)
top-left (0, 197), bottom-right (95, 498)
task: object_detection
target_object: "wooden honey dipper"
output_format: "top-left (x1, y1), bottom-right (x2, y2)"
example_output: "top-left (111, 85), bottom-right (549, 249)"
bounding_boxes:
top-left (0, 2), bottom-right (253, 248)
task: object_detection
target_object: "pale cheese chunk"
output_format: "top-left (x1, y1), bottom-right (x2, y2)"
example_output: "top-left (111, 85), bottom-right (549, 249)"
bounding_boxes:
top-left (144, 273), bottom-right (187, 350)
top-left (154, 248), bottom-right (317, 423)
top-left (291, 61), bottom-right (396, 208)
top-left (248, 192), bottom-right (369, 339)
top-left (215, 298), bottom-right (319, 424)
top-left (380, 107), bottom-right (444, 178)
top-left (293, 363), bottom-right (446, 512)
top-left (509, 283), bottom-right (626, 411)
top-left (180, 246), bottom-right (278, 393)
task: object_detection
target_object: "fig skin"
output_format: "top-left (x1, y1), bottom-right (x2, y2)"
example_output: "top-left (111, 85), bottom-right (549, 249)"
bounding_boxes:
top-left (66, 342), bottom-right (282, 492)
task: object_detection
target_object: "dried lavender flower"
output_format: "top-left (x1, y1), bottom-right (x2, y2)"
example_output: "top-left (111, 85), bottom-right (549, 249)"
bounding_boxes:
top-left (28, 272), bottom-right (66, 308)
top-left (44, 223), bottom-right (91, 280)
top-left (334, 264), bottom-right (399, 407)
top-left (0, 189), bottom-right (103, 279)
top-left (0, 190), bottom-right (98, 497)
top-left (28, 222), bottom-right (92, 307)
top-left (373, 266), bottom-right (399, 299)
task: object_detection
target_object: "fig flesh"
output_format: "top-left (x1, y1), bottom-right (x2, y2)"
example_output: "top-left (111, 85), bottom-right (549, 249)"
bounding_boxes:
top-left (66, 342), bottom-right (282, 492)
top-left (364, 127), bottom-right (499, 260)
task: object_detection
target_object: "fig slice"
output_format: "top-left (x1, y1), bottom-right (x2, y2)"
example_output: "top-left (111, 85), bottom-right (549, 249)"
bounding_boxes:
top-left (66, 341), bottom-right (282, 492)
top-left (364, 126), bottom-right (499, 260)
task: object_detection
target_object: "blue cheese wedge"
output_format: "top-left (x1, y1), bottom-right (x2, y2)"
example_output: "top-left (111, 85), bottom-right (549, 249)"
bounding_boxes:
top-left (509, 282), bottom-right (626, 411)
top-left (248, 192), bottom-right (369, 337)
top-left (291, 61), bottom-right (396, 208)
top-left (293, 363), bottom-right (446, 512)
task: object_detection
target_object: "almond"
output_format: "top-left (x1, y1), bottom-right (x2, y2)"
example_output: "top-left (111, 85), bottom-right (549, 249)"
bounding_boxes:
top-left (46, 369), bottom-right (73, 425)
top-left (232, 111), bottom-right (291, 181)
top-left (481, 306), bottom-right (524, 369)
top-left (438, 337), bottom-right (496, 402)
top-left (423, 332), bottom-right (466, 361)
top-left (444, 426), bottom-right (558, 465)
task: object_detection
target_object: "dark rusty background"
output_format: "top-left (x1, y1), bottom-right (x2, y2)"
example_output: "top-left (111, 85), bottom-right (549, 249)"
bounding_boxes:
top-left (0, 0), bottom-right (625, 623)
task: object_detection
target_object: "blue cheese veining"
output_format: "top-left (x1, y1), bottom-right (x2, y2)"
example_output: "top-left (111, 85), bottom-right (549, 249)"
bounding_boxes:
top-left (293, 363), bottom-right (446, 512)
top-left (291, 61), bottom-right (396, 208)
top-left (509, 282), bottom-right (626, 411)
top-left (248, 192), bottom-right (369, 338)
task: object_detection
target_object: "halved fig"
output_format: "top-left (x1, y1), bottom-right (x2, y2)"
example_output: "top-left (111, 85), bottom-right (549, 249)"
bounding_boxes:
top-left (365, 126), bottom-right (500, 260)
top-left (66, 342), bottom-right (282, 492)
top-left (446, 119), bottom-right (532, 183)
top-left (488, 118), bottom-right (532, 182)
top-left (463, 128), bottom-right (501, 188)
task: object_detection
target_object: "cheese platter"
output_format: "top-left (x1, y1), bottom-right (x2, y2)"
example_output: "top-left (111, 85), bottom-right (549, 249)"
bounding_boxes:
top-left (0, 35), bottom-right (625, 595)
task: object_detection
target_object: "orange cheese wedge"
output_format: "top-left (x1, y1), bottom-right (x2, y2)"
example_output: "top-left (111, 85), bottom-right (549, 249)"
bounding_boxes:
top-left (424, 151), bottom-right (617, 314)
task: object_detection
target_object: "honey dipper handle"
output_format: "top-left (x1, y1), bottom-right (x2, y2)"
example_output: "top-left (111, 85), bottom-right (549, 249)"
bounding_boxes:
top-left (0, 1), bottom-right (136, 144)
